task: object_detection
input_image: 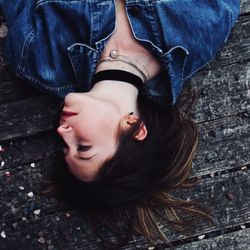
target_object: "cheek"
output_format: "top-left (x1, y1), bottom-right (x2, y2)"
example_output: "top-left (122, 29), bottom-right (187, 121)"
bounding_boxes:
top-left (73, 116), bottom-right (102, 141)
top-left (73, 106), bottom-right (119, 141)
top-left (80, 111), bottom-right (112, 130)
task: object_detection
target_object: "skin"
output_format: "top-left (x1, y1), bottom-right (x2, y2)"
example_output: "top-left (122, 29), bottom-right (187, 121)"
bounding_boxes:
top-left (57, 81), bottom-right (141, 182)
top-left (57, 0), bottom-right (161, 182)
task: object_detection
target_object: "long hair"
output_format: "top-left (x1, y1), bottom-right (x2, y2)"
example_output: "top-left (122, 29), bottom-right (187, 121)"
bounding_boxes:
top-left (39, 87), bottom-right (211, 247)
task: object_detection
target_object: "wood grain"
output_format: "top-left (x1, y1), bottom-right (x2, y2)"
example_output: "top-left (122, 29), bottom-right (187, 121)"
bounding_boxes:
top-left (174, 228), bottom-right (250, 250)
top-left (0, 167), bottom-right (249, 249)
top-left (0, 1), bottom-right (249, 249)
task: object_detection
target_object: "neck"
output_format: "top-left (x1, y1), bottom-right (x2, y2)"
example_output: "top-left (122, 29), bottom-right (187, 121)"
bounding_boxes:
top-left (90, 79), bottom-right (139, 115)
top-left (91, 47), bottom-right (160, 116)
top-left (91, 50), bottom-right (145, 116)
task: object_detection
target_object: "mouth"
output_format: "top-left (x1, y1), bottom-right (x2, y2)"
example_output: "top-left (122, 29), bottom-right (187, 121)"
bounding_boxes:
top-left (61, 110), bottom-right (78, 119)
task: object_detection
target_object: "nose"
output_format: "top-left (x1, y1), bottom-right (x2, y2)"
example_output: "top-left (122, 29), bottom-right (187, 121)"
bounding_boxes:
top-left (57, 123), bottom-right (72, 136)
top-left (63, 147), bottom-right (69, 155)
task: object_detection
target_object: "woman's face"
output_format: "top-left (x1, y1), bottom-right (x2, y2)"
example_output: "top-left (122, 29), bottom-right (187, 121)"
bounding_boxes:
top-left (57, 93), bottom-right (121, 182)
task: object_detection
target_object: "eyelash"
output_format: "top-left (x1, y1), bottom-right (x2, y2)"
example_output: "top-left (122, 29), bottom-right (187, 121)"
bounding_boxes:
top-left (77, 145), bottom-right (91, 152)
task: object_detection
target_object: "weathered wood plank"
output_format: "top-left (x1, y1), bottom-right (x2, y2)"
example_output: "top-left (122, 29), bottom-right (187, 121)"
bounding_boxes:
top-left (0, 167), bottom-right (249, 248)
top-left (0, 68), bottom-right (42, 105)
top-left (0, 159), bottom-right (68, 218)
top-left (241, 0), bottom-right (250, 14)
top-left (119, 169), bottom-right (250, 249)
top-left (0, 38), bottom-right (42, 104)
top-left (191, 61), bottom-right (250, 123)
top-left (194, 114), bottom-right (249, 176)
top-left (207, 15), bottom-right (250, 68)
top-left (0, 209), bottom-right (100, 250)
top-left (0, 96), bottom-right (60, 142)
top-left (174, 228), bottom-right (250, 250)
top-left (0, 132), bottom-right (58, 169)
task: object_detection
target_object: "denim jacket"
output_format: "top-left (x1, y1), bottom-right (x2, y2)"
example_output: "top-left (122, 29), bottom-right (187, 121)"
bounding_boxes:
top-left (1, 0), bottom-right (240, 104)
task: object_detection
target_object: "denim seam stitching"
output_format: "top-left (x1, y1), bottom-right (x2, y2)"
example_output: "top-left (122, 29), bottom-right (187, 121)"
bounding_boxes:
top-left (67, 43), bottom-right (98, 53)
top-left (19, 29), bottom-right (35, 73)
top-left (160, 45), bottom-right (189, 58)
top-left (19, 70), bottom-right (76, 91)
top-left (36, 0), bottom-right (88, 9)
top-left (183, 53), bottom-right (217, 82)
top-left (67, 50), bottom-right (81, 87)
top-left (150, 0), bottom-right (169, 52)
top-left (125, 2), bottom-right (163, 53)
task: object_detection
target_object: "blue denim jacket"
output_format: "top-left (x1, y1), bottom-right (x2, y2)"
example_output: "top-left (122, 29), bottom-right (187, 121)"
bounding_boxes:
top-left (1, 0), bottom-right (240, 104)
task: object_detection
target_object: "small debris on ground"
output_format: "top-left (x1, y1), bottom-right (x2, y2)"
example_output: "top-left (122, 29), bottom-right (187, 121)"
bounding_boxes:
top-left (30, 163), bottom-right (36, 168)
top-left (21, 217), bottom-right (27, 222)
top-left (38, 237), bottom-right (46, 244)
top-left (4, 171), bottom-right (11, 177)
top-left (198, 234), bottom-right (206, 240)
top-left (12, 223), bottom-right (18, 229)
top-left (0, 147), bottom-right (6, 154)
top-left (1, 231), bottom-right (6, 238)
top-left (209, 172), bottom-right (215, 177)
top-left (225, 192), bottom-right (234, 201)
top-left (27, 192), bottom-right (34, 198)
top-left (34, 209), bottom-right (41, 215)
top-left (55, 216), bottom-right (60, 221)
top-left (65, 213), bottom-right (71, 218)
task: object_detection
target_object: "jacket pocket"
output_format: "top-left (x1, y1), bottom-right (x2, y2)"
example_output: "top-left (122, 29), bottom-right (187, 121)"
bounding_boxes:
top-left (67, 43), bottom-right (99, 92)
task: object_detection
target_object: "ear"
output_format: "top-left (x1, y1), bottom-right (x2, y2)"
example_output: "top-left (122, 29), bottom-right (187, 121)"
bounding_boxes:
top-left (120, 113), bottom-right (139, 131)
top-left (134, 122), bottom-right (148, 141)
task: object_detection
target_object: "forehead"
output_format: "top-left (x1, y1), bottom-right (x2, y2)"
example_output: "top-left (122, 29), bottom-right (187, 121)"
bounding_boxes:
top-left (65, 155), bottom-right (101, 182)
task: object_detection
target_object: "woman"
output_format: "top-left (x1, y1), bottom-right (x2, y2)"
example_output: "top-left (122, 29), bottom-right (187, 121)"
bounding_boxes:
top-left (1, 0), bottom-right (240, 245)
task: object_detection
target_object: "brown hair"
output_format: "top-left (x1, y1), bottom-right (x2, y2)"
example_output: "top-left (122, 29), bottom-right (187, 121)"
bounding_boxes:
top-left (39, 89), bottom-right (211, 247)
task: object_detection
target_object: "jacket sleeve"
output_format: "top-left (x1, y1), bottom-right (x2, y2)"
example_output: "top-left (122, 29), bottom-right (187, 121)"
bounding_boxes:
top-left (154, 0), bottom-right (241, 103)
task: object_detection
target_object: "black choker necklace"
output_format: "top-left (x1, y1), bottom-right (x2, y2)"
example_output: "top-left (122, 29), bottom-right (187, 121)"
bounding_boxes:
top-left (92, 69), bottom-right (144, 93)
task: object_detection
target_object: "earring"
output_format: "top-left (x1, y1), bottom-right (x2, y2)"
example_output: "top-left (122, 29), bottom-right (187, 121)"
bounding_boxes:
top-left (127, 112), bottom-right (138, 125)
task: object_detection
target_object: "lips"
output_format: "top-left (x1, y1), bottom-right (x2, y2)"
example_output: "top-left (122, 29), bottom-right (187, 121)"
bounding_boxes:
top-left (61, 110), bottom-right (77, 118)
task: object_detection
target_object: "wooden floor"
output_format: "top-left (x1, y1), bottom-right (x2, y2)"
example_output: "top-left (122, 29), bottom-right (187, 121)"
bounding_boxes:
top-left (0, 2), bottom-right (249, 250)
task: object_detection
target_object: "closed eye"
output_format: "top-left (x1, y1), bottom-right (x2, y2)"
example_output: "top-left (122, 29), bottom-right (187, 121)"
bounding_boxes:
top-left (77, 145), bottom-right (92, 152)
